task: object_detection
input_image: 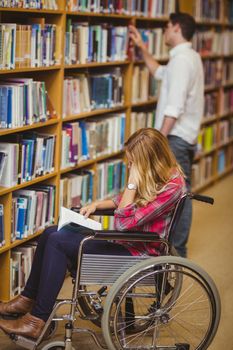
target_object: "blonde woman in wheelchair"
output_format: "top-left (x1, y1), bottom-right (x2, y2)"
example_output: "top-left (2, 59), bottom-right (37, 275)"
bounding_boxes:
top-left (0, 128), bottom-right (220, 350)
top-left (0, 128), bottom-right (185, 339)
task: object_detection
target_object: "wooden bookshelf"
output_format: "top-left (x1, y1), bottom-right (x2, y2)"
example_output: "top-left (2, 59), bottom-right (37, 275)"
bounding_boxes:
top-left (0, 0), bottom-right (232, 302)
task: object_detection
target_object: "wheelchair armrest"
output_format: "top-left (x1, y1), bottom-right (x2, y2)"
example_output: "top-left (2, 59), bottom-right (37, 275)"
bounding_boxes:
top-left (71, 207), bottom-right (115, 216)
top-left (93, 230), bottom-right (163, 243)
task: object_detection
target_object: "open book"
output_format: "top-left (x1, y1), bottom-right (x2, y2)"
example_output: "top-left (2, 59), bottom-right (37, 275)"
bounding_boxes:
top-left (58, 207), bottom-right (102, 231)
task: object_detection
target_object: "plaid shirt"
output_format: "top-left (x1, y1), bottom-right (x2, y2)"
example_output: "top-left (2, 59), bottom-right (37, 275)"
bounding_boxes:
top-left (113, 171), bottom-right (185, 256)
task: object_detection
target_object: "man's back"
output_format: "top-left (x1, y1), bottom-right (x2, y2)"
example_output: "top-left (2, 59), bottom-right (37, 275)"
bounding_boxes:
top-left (155, 42), bottom-right (204, 145)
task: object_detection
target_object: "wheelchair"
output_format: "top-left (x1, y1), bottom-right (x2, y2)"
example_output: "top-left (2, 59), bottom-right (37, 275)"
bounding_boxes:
top-left (9, 192), bottom-right (220, 350)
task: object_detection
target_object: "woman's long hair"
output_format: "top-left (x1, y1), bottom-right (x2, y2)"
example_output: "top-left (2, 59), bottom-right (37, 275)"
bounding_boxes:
top-left (125, 128), bottom-right (183, 206)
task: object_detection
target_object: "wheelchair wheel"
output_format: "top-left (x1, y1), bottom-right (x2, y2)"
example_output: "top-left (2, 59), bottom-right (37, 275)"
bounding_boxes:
top-left (41, 340), bottom-right (75, 350)
top-left (102, 256), bottom-right (221, 350)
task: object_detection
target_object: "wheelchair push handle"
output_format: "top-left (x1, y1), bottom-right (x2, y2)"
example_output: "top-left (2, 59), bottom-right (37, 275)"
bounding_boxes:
top-left (190, 193), bottom-right (214, 205)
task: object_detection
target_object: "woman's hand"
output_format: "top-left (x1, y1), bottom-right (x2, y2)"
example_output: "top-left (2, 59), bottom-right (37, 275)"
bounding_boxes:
top-left (80, 203), bottom-right (97, 218)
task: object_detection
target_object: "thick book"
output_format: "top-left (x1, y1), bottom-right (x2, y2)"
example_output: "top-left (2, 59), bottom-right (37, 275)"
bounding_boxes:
top-left (58, 206), bottom-right (102, 231)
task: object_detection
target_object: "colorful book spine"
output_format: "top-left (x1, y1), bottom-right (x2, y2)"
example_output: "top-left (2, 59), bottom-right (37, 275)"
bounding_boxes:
top-left (0, 204), bottom-right (5, 247)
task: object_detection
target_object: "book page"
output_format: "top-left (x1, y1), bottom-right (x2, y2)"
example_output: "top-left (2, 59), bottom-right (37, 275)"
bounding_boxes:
top-left (58, 206), bottom-right (102, 231)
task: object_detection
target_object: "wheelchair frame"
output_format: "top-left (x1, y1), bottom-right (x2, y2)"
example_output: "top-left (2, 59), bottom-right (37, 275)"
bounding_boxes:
top-left (8, 193), bottom-right (220, 350)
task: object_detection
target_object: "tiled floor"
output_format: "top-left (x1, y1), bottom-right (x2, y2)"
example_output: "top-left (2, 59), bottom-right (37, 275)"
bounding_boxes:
top-left (0, 174), bottom-right (232, 349)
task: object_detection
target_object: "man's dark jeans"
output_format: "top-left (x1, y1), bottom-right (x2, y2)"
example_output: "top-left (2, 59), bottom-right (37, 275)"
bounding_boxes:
top-left (168, 135), bottom-right (196, 257)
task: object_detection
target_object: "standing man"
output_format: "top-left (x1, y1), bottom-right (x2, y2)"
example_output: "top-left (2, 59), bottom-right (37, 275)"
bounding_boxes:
top-left (129, 12), bottom-right (204, 257)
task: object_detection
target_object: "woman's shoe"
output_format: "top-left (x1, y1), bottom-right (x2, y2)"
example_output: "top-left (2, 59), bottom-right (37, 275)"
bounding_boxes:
top-left (0, 313), bottom-right (45, 339)
top-left (0, 295), bottom-right (34, 317)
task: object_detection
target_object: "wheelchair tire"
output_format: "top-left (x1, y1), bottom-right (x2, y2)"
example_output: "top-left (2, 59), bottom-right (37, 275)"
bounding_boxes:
top-left (102, 256), bottom-right (221, 350)
top-left (41, 340), bottom-right (75, 350)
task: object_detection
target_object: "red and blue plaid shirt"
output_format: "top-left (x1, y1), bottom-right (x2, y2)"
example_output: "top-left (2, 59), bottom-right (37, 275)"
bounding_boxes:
top-left (113, 171), bottom-right (186, 256)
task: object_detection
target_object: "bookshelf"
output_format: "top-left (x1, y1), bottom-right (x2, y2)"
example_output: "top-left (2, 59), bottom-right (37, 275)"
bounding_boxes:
top-left (0, 0), bottom-right (232, 302)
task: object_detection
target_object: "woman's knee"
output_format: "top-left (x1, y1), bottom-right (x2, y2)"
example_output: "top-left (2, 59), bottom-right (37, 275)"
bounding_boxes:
top-left (39, 225), bottom-right (58, 244)
top-left (46, 227), bottom-right (84, 257)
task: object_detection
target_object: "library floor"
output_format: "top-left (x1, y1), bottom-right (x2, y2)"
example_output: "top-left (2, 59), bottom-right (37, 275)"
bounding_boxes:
top-left (0, 173), bottom-right (233, 349)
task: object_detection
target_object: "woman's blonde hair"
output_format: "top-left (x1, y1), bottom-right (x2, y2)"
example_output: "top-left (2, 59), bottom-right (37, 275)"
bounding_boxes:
top-left (125, 128), bottom-right (183, 206)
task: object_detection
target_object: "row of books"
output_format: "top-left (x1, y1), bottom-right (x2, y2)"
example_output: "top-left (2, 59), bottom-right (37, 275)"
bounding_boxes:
top-left (66, 0), bottom-right (177, 17)
top-left (0, 78), bottom-right (55, 129)
top-left (197, 119), bottom-right (233, 155)
top-left (135, 28), bottom-right (233, 61)
top-left (0, 133), bottom-right (55, 188)
top-left (203, 91), bottom-right (218, 119)
top-left (134, 28), bottom-right (168, 61)
top-left (65, 22), bottom-right (128, 65)
top-left (130, 110), bottom-right (156, 134)
top-left (197, 125), bottom-right (217, 154)
top-left (60, 159), bottom-right (126, 208)
top-left (61, 113), bottom-right (125, 168)
top-left (63, 68), bottom-right (124, 117)
top-left (218, 119), bottom-right (233, 146)
top-left (219, 88), bottom-right (233, 115)
top-left (0, 0), bottom-right (58, 9)
top-left (10, 241), bottom-right (37, 297)
top-left (96, 159), bottom-right (126, 200)
top-left (192, 155), bottom-right (213, 189)
top-left (193, 0), bottom-right (223, 22)
top-left (222, 61), bottom-right (233, 85)
top-left (203, 59), bottom-right (222, 88)
top-left (60, 170), bottom-right (94, 209)
top-left (0, 204), bottom-right (4, 247)
top-left (0, 21), bottom-right (61, 70)
top-left (193, 30), bottom-right (233, 56)
top-left (132, 66), bottom-right (158, 103)
top-left (11, 185), bottom-right (55, 240)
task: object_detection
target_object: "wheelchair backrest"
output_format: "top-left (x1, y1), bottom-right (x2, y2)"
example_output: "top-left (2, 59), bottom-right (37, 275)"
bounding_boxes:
top-left (167, 193), bottom-right (188, 243)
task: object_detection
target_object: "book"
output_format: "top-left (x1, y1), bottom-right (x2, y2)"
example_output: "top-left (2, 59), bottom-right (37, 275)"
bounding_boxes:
top-left (58, 206), bottom-right (102, 231)
top-left (0, 151), bottom-right (8, 180)
top-left (0, 204), bottom-right (5, 247)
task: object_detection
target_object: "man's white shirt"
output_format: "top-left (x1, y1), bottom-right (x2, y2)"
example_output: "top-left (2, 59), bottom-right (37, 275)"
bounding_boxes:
top-left (154, 42), bottom-right (204, 145)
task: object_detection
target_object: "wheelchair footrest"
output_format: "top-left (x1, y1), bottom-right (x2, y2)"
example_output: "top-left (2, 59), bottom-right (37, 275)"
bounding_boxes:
top-left (10, 334), bottom-right (36, 350)
top-left (80, 313), bottom-right (99, 321)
